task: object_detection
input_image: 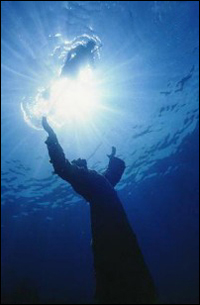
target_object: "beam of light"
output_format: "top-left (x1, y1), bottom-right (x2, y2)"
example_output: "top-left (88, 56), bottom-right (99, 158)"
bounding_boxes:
top-left (1, 63), bottom-right (39, 82)
top-left (21, 66), bottom-right (102, 130)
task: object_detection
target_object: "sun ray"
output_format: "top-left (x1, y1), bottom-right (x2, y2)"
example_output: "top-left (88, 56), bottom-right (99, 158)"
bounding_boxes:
top-left (1, 64), bottom-right (39, 83)
top-left (2, 135), bottom-right (33, 162)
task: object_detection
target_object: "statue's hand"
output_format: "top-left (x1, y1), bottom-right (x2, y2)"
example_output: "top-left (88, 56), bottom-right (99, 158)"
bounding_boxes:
top-left (42, 117), bottom-right (53, 135)
top-left (107, 146), bottom-right (116, 159)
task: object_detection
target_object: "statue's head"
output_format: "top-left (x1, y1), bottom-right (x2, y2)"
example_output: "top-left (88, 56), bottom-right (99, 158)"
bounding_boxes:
top-left (72, 158), bottom-right (88, 169)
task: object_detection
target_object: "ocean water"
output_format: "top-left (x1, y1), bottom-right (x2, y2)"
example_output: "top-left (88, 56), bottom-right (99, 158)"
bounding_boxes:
top-left (1, 1), bottom-right (199, 304)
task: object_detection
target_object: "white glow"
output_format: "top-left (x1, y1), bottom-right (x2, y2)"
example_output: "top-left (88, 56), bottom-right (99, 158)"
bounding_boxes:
top-left (21, 67), bottom-right (102, 129)
top-left (48, 67), bottom-right (99, 126)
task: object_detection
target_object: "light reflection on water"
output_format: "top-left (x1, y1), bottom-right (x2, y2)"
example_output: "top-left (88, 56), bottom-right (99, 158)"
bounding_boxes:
top-left (1, 1), bottom-right (199, 205)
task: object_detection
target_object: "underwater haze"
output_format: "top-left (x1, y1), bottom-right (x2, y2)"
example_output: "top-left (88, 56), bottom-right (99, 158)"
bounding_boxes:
top-left (1, 1), bottom-right (199, 304)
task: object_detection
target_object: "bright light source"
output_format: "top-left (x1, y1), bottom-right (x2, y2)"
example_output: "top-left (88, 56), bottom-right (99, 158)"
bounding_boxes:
top-left (21, 67), bottom-right (101, 129)
top-left (49, 67), bottom-right (99, 126)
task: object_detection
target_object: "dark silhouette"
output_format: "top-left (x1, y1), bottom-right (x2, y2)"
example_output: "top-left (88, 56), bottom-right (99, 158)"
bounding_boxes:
top-left (42, 117), bottom-right (157, 304)
top-left (61, 40), bottom-right (97, 78)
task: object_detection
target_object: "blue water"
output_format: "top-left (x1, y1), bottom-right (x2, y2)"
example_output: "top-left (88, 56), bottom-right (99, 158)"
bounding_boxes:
top-left (1, 1), bottom-right (199, 304)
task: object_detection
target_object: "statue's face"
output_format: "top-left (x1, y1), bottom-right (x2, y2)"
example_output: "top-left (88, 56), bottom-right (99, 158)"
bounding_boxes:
top-left (72, 158), bottom-right (87, 169)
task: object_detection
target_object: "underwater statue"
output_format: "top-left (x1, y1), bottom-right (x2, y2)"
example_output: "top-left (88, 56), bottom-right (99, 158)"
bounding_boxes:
top-left (42, 117), bottom-right (157, 304)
